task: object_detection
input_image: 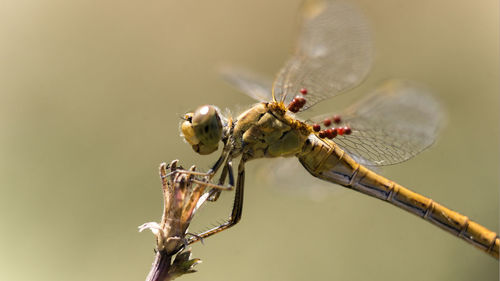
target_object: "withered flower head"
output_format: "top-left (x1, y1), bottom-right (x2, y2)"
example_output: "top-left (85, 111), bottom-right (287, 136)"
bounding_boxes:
top-left (140, 160), bottom-right (209, 254)
top-left (140, 160), bottom-right (210, 280)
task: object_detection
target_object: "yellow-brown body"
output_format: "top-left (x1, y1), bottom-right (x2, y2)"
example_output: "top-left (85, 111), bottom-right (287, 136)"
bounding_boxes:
top-left (232, 102), bottom-right (311, 159)
top-left (232, 101), bottom-right (499, 258)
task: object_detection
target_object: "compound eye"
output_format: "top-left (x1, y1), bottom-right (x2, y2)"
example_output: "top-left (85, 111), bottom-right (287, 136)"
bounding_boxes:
top-left (192, 105), bottom-right (222, 146)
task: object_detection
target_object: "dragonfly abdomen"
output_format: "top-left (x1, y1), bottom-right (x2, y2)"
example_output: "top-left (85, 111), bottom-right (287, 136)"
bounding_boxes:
top-left (352, 166), bottom-right (500, 258)
top-left (298, 134), bottom-right (499, 258)
top-left (298, 134), bottom-right (359, 186)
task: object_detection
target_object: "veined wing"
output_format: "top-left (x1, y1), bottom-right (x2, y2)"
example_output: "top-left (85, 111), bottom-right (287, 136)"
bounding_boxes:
top-left (218, 65), bottom-right (273, 102)
top-left (310, 80), bottom-right (444, 166)
top-left (273, 0), bottom-right (372, 110)
top-left (254, 157), bottom-right (344, 201)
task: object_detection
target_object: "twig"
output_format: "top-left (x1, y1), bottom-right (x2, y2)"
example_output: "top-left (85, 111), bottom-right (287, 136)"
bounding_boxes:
top-left (140, 160), bottom-right (209, 281)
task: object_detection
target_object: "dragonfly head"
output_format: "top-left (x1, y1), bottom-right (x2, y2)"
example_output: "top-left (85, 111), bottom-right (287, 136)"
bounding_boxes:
top-left (181, 105), bottom-right (223, 155)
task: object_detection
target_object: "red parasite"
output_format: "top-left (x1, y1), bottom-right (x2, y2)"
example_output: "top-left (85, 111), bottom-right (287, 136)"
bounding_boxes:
top-left (287, 96), bottom-right (307, 113)
top-left (288, 106), bottom-right (299, 113)
top-left (344, 126), bottom-right (352, 135)
top-left (337, 127), bottom-right (345, 135)
top-left (318, 130), bottom-right (326, 138)
top-left (325, 128), bottom-right (337, 139)
top-left (312, 124), bottom-right (321, 132)
top-left (295, 97), bottom-right (306, 107)
top-left (331, 127), bottom-right (338, 138)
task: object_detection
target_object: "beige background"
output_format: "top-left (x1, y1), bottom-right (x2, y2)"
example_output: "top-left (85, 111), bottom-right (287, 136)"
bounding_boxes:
top-left (0, 0), bottom-right (498, 280)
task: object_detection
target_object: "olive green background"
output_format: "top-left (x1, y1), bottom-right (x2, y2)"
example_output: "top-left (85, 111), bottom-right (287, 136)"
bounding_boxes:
top-left (0, 0), bottom-right (498, 280)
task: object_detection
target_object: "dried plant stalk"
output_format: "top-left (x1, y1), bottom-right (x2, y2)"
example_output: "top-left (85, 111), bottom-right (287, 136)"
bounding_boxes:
top-left (140, 160), bottom-right (210, 281)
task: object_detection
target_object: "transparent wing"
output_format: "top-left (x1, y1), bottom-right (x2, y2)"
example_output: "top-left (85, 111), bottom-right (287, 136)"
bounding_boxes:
top-left (218, 65), bottom-right (273, 102)
top-left (273, 0), bottom-right (372, 110)
top-left (310, 80), bottom-right (444, 166)
top-left (254, 158), bottom-right (344, 201)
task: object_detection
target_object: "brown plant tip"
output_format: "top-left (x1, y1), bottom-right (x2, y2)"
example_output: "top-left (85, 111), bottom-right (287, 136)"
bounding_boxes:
top-left (140, 160), bottom-right (211, 281)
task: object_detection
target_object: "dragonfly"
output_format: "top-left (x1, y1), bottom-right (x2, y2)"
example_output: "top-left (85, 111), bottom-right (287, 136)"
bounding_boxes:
top-left (176, 0), bottom-right (499, 258)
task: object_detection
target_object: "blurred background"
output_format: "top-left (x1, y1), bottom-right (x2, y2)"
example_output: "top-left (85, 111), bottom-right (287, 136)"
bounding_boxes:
top-left (0, 0), bottom-right (498, 280)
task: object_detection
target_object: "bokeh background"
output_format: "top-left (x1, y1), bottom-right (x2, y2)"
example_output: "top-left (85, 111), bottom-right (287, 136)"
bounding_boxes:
top-left (0, 0), bottom-right (498, 280)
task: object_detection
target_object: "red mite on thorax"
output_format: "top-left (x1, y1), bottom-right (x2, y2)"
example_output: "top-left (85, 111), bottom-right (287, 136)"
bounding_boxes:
top-left (331, 127), bottom-right (338, 137)
top-left (287, 89), bottom-right (352, 137)
top-left (288, 96), bottom-right (306, 112)
top-left (316, 127), bottom-right (352, 138)
top-left (287, 88), bottom-right (308, 113)
top-left (337, 127), bottom-right (345, 135)
top-left (325, 128), bottom-right (336, 139)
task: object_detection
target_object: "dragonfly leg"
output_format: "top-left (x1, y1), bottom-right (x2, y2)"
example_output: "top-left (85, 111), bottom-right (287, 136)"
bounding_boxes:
top-left (190, 179), bottom-right (233, 191)
top-left (163, 169), bottom-right (232, 190)
top-left (206, 146), bottom-right (230, 176)
top-left (165, 169), bottom-right (209, 178)
top-left (208, 157), bottom-right (234, 201)
top-left (165, 143), bottom-right (231, 179)
top-left (187, 157), bottom-right (245, 244)
top-left (207, 189), bottom-right (222, 202)
top-left (207, 162), bottom-right (227, 202)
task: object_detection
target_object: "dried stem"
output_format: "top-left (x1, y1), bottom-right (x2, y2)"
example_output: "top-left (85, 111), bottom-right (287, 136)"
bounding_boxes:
top-left (140, 160), bottom-right (208, 281)
top-left (145, 251), bottom-right (172, 281)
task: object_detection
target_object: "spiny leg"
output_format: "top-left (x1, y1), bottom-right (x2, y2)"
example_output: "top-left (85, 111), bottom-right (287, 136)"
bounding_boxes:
top-left (205, 137), bottom-right (233, 177)
top-left (165, 144), bottom-right (230, 179)
top-left (229, 158), bottom-right (244, 223)
top-left (163, 169), bottom-right (232, 191)
top-left (206, 161), bottom-right (228, 202)
top-left (206, 148), bottom-right (229, 175)
top-left (190, 179), bottom-right (233, 191)
top-left (208, 157), bottom-right (235, 202)
top-left (166, 150), bottom-right (233, 191)
top-left (187, 157), bottom-right (245, 244)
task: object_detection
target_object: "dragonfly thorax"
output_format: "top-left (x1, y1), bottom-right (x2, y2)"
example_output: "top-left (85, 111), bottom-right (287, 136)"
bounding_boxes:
top-left (181, 105), bottom-right (223, 155)
top-left (233, 103), bottom-right (310, 159)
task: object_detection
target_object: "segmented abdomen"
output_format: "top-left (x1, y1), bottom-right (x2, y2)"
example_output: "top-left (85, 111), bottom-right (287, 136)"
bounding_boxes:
top-left (298, 134), bottom-right (499, 258)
